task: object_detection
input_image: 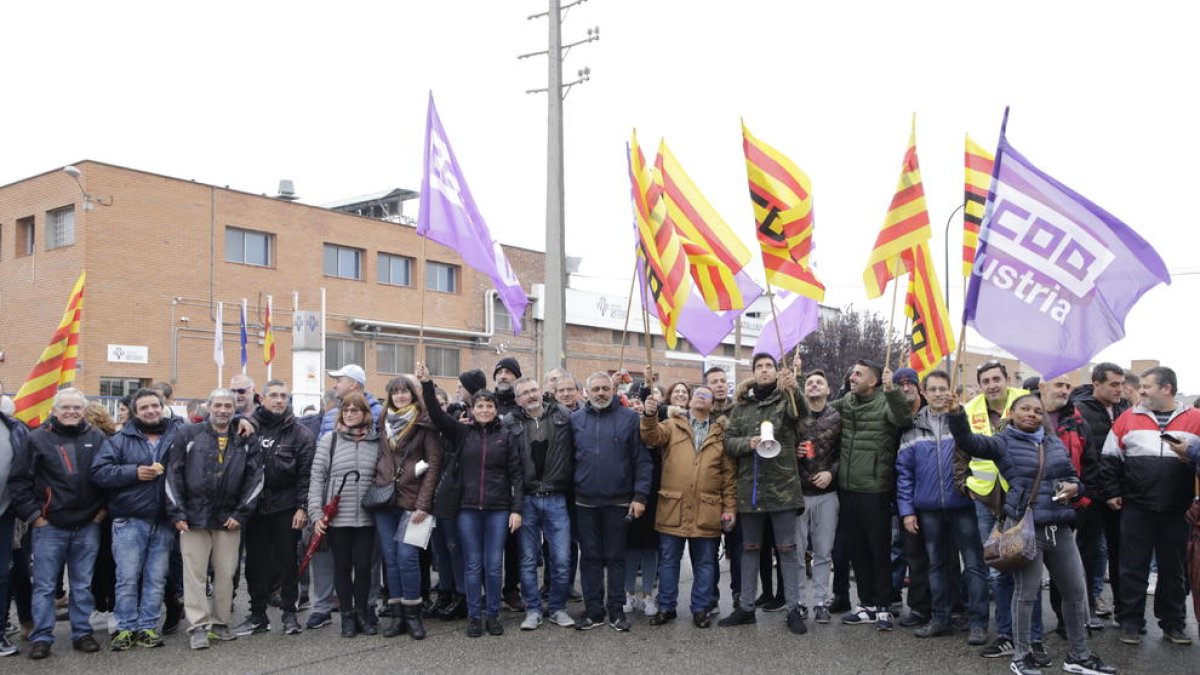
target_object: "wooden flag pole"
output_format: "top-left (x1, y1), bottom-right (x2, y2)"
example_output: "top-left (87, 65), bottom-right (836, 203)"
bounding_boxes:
top-left (616, 258), bottom-right (639, 374)
top-left (950, 323), bottom-right (969, 394)
top-left (882, 278), bottom-right (901, 370)
top-left (641, 302), bottom-right (653, 372)
top-left (764, 281), bottom-right (786, 362)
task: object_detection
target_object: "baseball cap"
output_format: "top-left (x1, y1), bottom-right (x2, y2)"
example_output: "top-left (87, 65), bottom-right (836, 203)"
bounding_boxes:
top-left (328, 364), bottom-right (366, 386)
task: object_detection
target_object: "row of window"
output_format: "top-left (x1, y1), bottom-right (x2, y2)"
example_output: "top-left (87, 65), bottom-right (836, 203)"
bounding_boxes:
top-left (1, 206), bottom-right (76, 259)
top-left (327, 338), bottom-right (460, 377)
top-left (609, 330), bottom-right (738, 357)
top-left (226, 226), bottom-right (459, 293)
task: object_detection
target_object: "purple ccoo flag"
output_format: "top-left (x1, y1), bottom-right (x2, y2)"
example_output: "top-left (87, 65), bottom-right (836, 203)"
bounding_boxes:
top-left (964, 109), bottom-right (1169, 378)
top-left (753, 290), bottom-right (820, 362)
top-left (418, 93), bottom-right (528, 333)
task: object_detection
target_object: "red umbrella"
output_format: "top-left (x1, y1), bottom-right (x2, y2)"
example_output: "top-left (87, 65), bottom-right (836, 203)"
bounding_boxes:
top-left (1186, 477), bottom-right (1200, 621)
top-left (299, 470), bottom-right (359, 576)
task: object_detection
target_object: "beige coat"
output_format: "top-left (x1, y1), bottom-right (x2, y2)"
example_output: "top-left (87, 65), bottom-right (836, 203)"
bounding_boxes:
top-left (640, 412), bottom-right (736, 539)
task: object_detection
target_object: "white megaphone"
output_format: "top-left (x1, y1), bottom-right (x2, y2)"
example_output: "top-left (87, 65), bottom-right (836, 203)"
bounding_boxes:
top-left (756, 420), bottom-right (781, 458)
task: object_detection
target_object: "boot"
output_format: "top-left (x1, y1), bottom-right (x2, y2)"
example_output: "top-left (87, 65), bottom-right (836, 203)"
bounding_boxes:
top-left (438, 593), bottom-right (467, 621)
top-left (358, 608), bottom-right (378, 636)
top-left (382, 604), bottom-right (406, 638)
top-left (340, 612), bottom-right (357, 638)
top-left (426, 592), bottom-right (451, 619)
top-left (405, 604), bottom-right (426, 641)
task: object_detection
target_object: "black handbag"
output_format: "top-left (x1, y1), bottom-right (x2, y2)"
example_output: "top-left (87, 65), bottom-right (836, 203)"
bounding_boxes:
top-left (431, 449), bottom-right (462, 520)
top-left (361, 473), bottom-right (397, 511)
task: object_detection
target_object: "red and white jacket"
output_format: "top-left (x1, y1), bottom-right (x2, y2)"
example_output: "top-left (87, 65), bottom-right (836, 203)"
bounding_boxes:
top-left (1100, 404), bottom-right (1200, 513)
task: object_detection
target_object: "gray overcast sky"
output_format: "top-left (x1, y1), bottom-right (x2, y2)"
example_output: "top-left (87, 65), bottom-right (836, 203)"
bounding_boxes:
top-left (4, 1), bottom-right (1196, 387)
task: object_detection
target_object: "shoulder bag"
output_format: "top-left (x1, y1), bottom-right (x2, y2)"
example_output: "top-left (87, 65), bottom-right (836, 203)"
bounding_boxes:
top-left (983, 441), bottom-right (1045, 573)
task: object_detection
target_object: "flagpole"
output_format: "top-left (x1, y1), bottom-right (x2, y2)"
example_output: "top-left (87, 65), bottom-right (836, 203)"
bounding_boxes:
top-left (241, 298), bottom-right (249, 375)
top-left (641, 302), bottom-right (653, 375)
top-left (764, 281), bottom-right (786, 361)
top-left (617, 258), bottom-right (638, 374)
top-left (417, 234), bottom-right (428, 365)
top-left (266, 295), bottom-right (273, 382)
top-left (950, 323), bottom-right (969, 394)
top-left (883, 279), bottom-right (901, 370)
top-left (216, 301), bottom-right (224, 389)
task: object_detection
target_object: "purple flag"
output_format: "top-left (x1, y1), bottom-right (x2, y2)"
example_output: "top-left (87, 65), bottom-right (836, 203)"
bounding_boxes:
top-left (753, 290), bottom-right (820, 361)
top-left (964, 109), bottom-right (1169, 378)
top-left (418, 93), bottom-right (528, 332)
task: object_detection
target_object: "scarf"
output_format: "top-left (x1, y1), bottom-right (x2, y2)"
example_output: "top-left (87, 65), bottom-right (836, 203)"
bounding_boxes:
top-left (338, 419), bottom-right (370, 441)
top-left (751, 381), bottom-right (777, 401)
top-left (385, 405), bottom-right (418, 450)
top-left (133, 417), bottom-right (169, 436)
top-left (1008, 425), bottom-right (1046, 444)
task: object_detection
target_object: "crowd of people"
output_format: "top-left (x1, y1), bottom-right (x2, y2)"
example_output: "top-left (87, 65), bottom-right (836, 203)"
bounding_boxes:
top-left (1, 354), bottom-right (1198, 675)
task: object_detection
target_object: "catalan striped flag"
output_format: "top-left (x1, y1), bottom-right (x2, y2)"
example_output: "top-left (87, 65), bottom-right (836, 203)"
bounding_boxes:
top-left (629, 132), bottom-right (690, 349)
top-left (905, 243), bottom-right (955, 375)
top-left (864, 116), bottom-right (932, 298)
top-left (742, 122), bottom-right (826, 302)
top-left (263, 296), bottom-right (276, 366)
top-left (13, 271), bottom-right (86, 428)
top-left (655, 141), bottom-right (752, 311)
top-left (963, 135), bottom-right (995, 276)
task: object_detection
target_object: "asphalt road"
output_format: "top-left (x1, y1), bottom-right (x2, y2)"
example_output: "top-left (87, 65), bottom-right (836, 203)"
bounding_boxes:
top-left (4, 559), bottom-right (1195, 674)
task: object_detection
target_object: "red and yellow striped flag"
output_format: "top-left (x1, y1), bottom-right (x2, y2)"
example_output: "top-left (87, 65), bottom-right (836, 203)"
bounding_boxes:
top-left (963, 135), bottom-right (995, 276)
top-left (655, 141), bottom-right (751, 311)
top-left (629, 132), bottom-right (690, 349)
top-left (263, 296), bottom-right (276, 365)
top-left (864, 116), bottom-right (932, 298)
top-left (742, 122), bottom-right (826, 302)
top-left (13, 271), bottom-right (86, 428)
top-left (905, 243), bottom-right (955, 376)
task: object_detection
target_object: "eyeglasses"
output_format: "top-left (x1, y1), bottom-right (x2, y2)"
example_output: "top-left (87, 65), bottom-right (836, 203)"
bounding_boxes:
top-left (231, 388), bottom-right (250, 395)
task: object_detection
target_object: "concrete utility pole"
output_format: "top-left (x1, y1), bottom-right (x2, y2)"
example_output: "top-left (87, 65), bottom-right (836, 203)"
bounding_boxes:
top-left (521, 0), bottom-right (598, 368)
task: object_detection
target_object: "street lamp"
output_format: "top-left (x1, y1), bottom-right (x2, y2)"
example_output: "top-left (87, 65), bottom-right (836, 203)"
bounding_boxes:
top-left (62, 165), bottom-right (112, 210)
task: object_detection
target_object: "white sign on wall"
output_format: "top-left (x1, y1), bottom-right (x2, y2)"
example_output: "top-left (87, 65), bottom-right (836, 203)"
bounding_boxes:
top-left (107, 344), bottom-right (149, 364)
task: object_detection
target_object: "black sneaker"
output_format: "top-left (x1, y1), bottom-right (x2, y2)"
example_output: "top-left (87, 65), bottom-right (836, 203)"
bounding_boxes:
top-left (786, 606), bottom-right (808, 635)
top-left (575, 614), bottom-right (604, 631)
top-left (501, 588), bottom-right (525, 613)
top-left (281, 612), bottom-right (302, 635)
top-left (465, 618), bottom-right (482, 638)
top-left (1061, 653), bottom-right (1117, 675)
top-left (914, 621), bottom-right (951, 638)
top-left (1030, 641), bottom-right (1050, 667)
top-left (717, 606), bottom-right (756, 627)
top-left (162, 598), bottom-right (183, 635)
top-left (761, 596), bottom-right (787, 612)
top-left (982, 635), bottom-right (1015, 658)
top-left (608, 610), bottom-right (631, 632)
top-left (485, 616), bottom-right (504, 636)
top-left (1118, 626), bottom-right (1140, 645)
top-left (648, 610), bottom-right (676, 626)
top-left (1008, 654), bottom-right (1043, 675)
top-left (899, 611), bottom-right (928, 628)
top-left (813, 605), bottom-right (831, 624)
top-left (306, 612), bottom-right (332, 629)
top-left (72, 634), bottom-right (100, 653)
top-left (1162, 626), bottom-right (1193, 646)
top-left (234, 614), bottom-right (270, 636)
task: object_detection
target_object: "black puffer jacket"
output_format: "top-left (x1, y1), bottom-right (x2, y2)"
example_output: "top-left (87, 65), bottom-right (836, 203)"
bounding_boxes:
top-left (503, 402), bottom-right (575, 495)
top-left (9, 418), bottom-right (107, 528)
top-left (165, 422), bottom-right (264, 529)
top-left (948, 410), bottom-right (1082, 527)
top-left (423, 380), bottom-right (522, 513)
top-left (796, 405), bottom-right (841, 496)
top-left (251, 407), bottom-right (316, 516)
top-left (1069, 384), bottom-right (1128, 501)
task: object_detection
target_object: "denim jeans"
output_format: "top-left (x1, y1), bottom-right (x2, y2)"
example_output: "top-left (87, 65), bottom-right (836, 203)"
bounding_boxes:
top-left (625, 548), bottom-right (658, 596)
top-left (0, 513), bottom-right (13, 634)
top-left (919, 507), bottom-right (988, 628)
top-left (374, 508), bottom-right (423, 602)
top-left (658, 534), bottom-right (717, 614)
top-left (457, 509), bottom-right (509, 619)
top-left (576, 505), bottom-right (628, 619)
top-left (31, 521), bottom-right (100, 643)
top-left (976, 501), bottom-right (1042, 639)
top-left (433, 516), bottom-right (464, 593)
top-left (520, 494), bottom-right (572, 614)
top-left (739, 510), bottom-right (800, 612)
top-left (111, 517), bottom-right (174, 631)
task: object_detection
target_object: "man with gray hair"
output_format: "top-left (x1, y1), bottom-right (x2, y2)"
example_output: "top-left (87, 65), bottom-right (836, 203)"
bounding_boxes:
top-left (9, 388), bottom-right (108, 659)
top-left (165, 388), bottom-right (263, 650)
top-left (229, 374), bottom-right (258, 416)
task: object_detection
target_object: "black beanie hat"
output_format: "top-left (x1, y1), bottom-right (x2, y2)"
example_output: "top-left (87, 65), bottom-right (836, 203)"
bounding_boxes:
top-left (494, 356), bottom-right (523, 380)
top-left (458, 369), bottom-right (487, 395)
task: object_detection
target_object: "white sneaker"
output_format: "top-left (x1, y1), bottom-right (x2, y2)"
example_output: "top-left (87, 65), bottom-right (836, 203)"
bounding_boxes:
top-left (643, 596), bottom-right (658, 617)
top-left (548, 610), bottom-right (575, 627)
top-left (520, 611), bottom-right (542, 631)
top-left (623, 593), bottom-right (640, 614)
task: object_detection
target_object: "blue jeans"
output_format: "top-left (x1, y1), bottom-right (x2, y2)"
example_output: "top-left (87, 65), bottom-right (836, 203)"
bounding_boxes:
top-left (658, 534), bottom-right (717, 614)
top-left (519, 494), bottom-right (572, 614)
top-left (457, 509), bottom-right (509, 619)
top-left (976, 501), bottom-right (1042, 640)
top-left (373, 508), bottom-right (423, 602)
top-left (112, 517), bottom-right (174, 631)
top-left (0, 513), bottom-right (13, 633)
top-left (31, 521), bottom-right (100, 643)
top-left (920, 508), bottom-right (988, 628)
top-left (433, 516), bottom-right (464, 593)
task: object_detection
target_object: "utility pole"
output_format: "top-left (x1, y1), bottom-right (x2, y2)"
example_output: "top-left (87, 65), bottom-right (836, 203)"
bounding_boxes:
top-left (521, 0), bottom-right (598, 368)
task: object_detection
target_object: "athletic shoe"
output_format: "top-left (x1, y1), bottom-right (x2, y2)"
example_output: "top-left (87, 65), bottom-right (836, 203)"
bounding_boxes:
top-left (110, 630), bottom-right (135, 652)
top-left (841, 606), bottom-right (877, 625)
top-left (1008, 654), bottom-right (1042, 675)
top-left (608, 610), bottom-right (631, 632)
top-left (189, 630), bottom-right (209, 650)
top-left (828, 594), bottom-right (851, 613)
top-left (717, 607), bottom-right (757, 627)
top-left (1061, 653), bottom-right (1117, 674)
top-left (485, 616), bottom-right (504, 636)
top-left (234, 614), bottom-right (270, 636)
top-left (1030, 641), bottom-right (1050, 667)
top-left (968, 626), bottom-right (988, 646)
top-left (648, 610), bottom-right (677, 626)
top-left (520, 611), bottom-right (542, 631)
top-left (208, 624), bottom-right (237, 641)
top-left (281, 612), bottom-right (302, 635)
top-left (548, 610), bottom-right (575, 628)
top-left (914, 621), bottom-right (951, 638)
top-left (786, 606), bottom-right (808, 635)
top-left (761, 596), bottom-right (787, 612)
top-left (29, 641), bottom-right (50, 660)
top-left (72, 634), bottom-right (100, 652)
top-left (306, 612), bottom-right (332, 629)
top-left (574, 615), bottom-right (603, 631)
top-left (813, 605), bottom-right (831, 624)
top-left (981, 635), bottom-right (1015, 658)
top-left (136, 629), bottom-right (164, 648)
top-left (1091, 596), bottom-right (1112, 618)
top-left (875, 610), bottom-right (895, 631)
top-left (0, 636), bottom-right (17, 657)
top-left (465, 618), bottom-right (482, 638)
top-left (501, 588), bottom-right (525, 613)
top-left (899, 611), bottom-right (928, 628)
top-left (1162, 626), bottom-right (1193, 645)
top-left (622, 593), bottom-right (640, 614)
top-left (642, 596), bottom-right (658, 617)
top-left (1119, 626), bottom-right (1141, 645)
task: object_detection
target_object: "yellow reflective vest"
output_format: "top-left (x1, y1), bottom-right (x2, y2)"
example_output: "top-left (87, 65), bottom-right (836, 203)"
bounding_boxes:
top-left (962, 387), bottom-right (1026, 496)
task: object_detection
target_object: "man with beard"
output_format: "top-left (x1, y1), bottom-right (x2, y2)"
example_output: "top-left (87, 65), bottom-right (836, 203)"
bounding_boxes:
top-left (492, 357), bottom-right (525, 612)
top-left (234, 380), bottom-right (314, 637)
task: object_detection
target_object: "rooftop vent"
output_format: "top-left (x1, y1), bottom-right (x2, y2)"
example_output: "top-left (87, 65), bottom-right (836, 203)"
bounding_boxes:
top-left (275, 180), bottom-right (299, 201)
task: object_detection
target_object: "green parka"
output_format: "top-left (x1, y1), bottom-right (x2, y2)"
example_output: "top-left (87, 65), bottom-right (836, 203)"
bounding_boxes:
top-left (831, 387), bottom-right (912, 493)
top-left (725, 380), bottom-right (806, 514)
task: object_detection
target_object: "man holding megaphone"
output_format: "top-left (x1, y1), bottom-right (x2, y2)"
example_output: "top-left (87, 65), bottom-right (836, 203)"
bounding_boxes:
top-left (717, 353), bottom-right (808, 637)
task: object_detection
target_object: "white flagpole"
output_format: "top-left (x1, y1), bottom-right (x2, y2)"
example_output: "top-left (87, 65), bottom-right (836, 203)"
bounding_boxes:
top-left (215, 301), bottom-right (224, 388)
top-left (266, 295), bottom-right (273, 382)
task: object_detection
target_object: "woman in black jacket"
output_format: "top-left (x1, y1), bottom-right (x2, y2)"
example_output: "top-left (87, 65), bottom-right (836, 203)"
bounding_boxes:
top-left (416, 362), bottom-right (522, 638)
top-left (948, 392), bottom-right (1116, 675)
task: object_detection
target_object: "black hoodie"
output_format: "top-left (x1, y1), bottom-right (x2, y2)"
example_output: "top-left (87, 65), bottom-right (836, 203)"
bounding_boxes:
top-left (1069, 384), bottom-right (1129, 500)
top-left (251, 406), bottom-right (316, 516)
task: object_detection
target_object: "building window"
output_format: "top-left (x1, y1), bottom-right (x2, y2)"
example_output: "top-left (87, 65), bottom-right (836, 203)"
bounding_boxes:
top-left (494, 297), bottom-right (527, 333)
top-left (45, 206), bottom-right (75, 250)
top-left (376, 343), bottom-right (415, 375)
top-left (324, 244), bottom-right (363, 280)
top-left (16, 216), bottom-right (34, 257)
top-left (377, 253), bottom-right (413, 287)
top-left (426, 261), bottom-right (459, 293)
top-left (225, 227), bottom-right (273, 267)
top-left (723, 343), bottom-right (736, 357)
top-left (426, 346), bottom-right (460, 377)
top-left (99, 376), bottom-right (149, 398)
top-left (326, 337), bottom-right (364, 371)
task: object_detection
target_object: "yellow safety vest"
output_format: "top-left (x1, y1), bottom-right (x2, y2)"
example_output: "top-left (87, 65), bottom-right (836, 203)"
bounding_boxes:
top-left (963, 388), bottom-right (1025, 496)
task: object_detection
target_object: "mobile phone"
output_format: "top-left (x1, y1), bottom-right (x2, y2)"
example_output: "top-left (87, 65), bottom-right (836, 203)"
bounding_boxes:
top-left (1160, 432), bottom-right (1181, 444)
top-left (1053, 480), bottom-right (1071, 504)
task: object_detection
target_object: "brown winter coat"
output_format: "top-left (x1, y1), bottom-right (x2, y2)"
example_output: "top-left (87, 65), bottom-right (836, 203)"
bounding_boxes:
top-left (640, 411), bottom-right (737, 539)
top-left (374, 416), bottom-right (443, 513)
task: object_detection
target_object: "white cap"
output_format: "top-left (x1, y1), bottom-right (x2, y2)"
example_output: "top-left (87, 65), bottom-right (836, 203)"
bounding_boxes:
top-left (328, 364), bottom-right (366, 387)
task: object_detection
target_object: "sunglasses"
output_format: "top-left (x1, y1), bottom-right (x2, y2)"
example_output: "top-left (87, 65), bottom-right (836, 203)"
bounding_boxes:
top-left (231, 388), bottom-right (250, 395)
